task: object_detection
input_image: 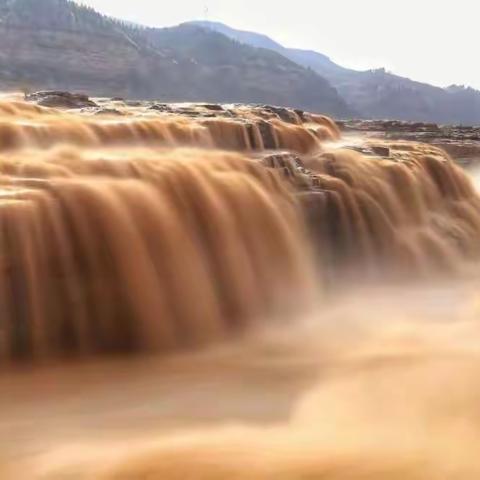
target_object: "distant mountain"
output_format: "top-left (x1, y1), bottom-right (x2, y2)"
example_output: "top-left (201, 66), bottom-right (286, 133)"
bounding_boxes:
top-left (189, 21), bottom-right (349, 79)
top-left (0, 0), bottom-right (187, 98)
top-left (191, 21), bottom-right (480, 125)
top-left (143, 24), bottom-right (352, 115)
top-left (0, 0), bottom-right (352, 117)
top-left (332, 70), bottom-right (480, 125)
top-left (2, 0), bottom-right (478, 123)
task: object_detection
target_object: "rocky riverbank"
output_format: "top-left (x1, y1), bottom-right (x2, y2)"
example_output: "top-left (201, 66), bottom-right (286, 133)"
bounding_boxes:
top-left (338, 119), bottom-right (480, 168)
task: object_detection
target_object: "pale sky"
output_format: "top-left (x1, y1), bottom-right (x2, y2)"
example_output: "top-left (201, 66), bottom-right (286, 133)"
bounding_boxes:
top-left (76, 0), bottom-right (479, 89)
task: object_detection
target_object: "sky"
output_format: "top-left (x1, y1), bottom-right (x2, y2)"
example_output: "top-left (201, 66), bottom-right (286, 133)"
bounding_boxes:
top-left (76, 0), bottom-right (479, 89)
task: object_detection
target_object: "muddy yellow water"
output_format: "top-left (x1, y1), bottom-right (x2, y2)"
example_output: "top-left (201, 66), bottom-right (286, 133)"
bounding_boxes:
top-left (0, 97), bottom-right (479, 478)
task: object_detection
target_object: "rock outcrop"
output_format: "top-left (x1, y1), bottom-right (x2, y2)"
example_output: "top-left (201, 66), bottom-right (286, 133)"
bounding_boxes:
top-left (26, 91), bottom-right (98, 109)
